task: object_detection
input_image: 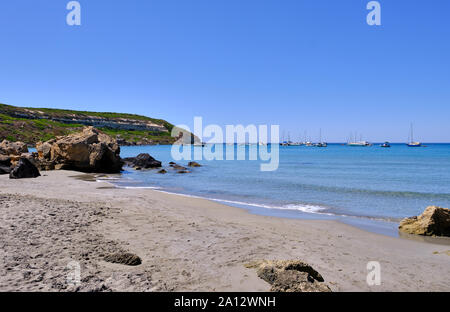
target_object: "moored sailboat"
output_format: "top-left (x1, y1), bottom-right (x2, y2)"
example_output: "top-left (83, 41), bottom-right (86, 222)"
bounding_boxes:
top-left (407, 123), bottom-right (422, 147)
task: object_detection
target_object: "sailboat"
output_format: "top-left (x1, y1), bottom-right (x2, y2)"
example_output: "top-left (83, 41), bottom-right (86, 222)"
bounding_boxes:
top-left (315, 129), bottom-right (327, 147)
top-left (347, 132), bottom-right (371, 146)
top-left (407, 124), bottom-right (422, 147)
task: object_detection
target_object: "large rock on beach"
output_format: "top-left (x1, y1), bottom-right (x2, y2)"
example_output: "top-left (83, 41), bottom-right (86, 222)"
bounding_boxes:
top-left (36, 127), bottom-right (123, 173)
top-left (399, 206), bottom-right (450, 237)
top-left (0, 140), bottom-right (28, 156)
top-left (245, 260), bottom-right (331, 292)
top-left (9, 157), bottom-right (41, 179)
top-left (122, 153), bottom-right (161, 169)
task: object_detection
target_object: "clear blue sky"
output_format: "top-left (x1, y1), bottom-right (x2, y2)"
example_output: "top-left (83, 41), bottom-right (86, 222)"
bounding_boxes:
top-left (0, 0), bottom-right (449, 142)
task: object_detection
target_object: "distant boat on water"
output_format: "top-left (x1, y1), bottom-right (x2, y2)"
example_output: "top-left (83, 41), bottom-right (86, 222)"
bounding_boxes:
top-left (315, 129), bottom-right (327, 147)
top-left (347, 141), bottom-right (371, 147)
top-left (407, 124), bottom-right (422, 147)
top-left (380, 142), bottom-right (391, 148)
top-left (347, 132), bottom-right (371, 147)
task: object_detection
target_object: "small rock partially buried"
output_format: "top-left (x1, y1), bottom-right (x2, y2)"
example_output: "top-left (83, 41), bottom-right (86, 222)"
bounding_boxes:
top-left (188, 161), bottom-right (202, 167)
top-left (245, 260), bottom-right (331, 292)
top-left (104, 253), bottom-right (142, 266)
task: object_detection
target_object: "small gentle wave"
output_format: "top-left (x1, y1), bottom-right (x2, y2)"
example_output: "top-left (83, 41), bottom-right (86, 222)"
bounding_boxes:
top-left (109, 184), bottom-right (333, 215)
top-left (285, 182), bottom-right (450, 200)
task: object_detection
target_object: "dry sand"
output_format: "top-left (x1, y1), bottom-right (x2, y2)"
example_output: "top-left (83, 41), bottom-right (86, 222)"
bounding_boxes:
top-left (0, 170), bottom-right (449, 292)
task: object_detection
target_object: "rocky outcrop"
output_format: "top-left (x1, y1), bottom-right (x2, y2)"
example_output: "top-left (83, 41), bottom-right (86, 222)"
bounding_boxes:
top-left (36, 127), bottom-right (123, 173)
top-left (188, 161), bottom-right (202, 167)
top-left (104, 253), bottom-right (142, 266)
top-left (122, 153), bottom-right (162, 169)
top-left (245, 260), bottom-right (331, 292)
top-left (0, 140), bottom-right (28, 156)
top-left (9, 157), bottom-right (41, 179)
top-left (399, 206), bottom-right (450, 237)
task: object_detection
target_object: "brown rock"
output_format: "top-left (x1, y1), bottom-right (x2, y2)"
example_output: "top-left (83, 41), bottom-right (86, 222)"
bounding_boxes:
top-left (104, 253), bottom-right (142, 266)
top-left (35, 127), bottom-right (123, 173)
top-left (399, 206), bottom-right (450, 237)
top-left (0, 140), bottom-right (28, 156)
top-left (245, 260), bottom-right (331, 292)
top-left (36, 141), bottom-right (52, 160)
top-left (170, 163), bottom-right (187, 170)
top-left (188, 161), bottom-right (202, 167)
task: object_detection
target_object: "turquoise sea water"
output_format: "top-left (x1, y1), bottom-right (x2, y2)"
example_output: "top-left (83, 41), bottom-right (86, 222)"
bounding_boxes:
top-left (113, 144), bottom-right (450, 236)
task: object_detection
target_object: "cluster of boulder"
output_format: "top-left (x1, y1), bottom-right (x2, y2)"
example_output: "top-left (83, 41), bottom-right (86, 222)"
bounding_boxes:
top-left (0, 140), bottom-right (40, 179)
top-left (1, 126), bottom-right (203, 179)
top-left (0, 127), bottom-right (124, 179)
top-left (36, 127), bottom-right (122, 173)
top-left (245, 260), bottom-right (331, 292)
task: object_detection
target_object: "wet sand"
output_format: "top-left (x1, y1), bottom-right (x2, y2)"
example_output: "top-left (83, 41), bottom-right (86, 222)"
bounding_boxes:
top-left (0, 170), bottom-right (449, 291)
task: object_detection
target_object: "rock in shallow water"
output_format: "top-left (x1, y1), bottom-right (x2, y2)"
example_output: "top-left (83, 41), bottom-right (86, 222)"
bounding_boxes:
top-left (399, 206), bottom-right (450, 237)
top-left (104, 253), bottom-right (142, 266)
top-left (245, 260), bottom-right (331, 292)
top-left (122, 153), bottom-right (162, 169)
top-left (9, 157), bottom-right (41, 179)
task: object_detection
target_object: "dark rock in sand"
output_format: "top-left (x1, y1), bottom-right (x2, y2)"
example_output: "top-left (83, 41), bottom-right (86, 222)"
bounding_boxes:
top-left (0, 155), bottom-right (12, 174)
top-left (123, 153), bottom-right (162, 169)
top-left (245, 260), bottom-right (331, 292)
top-left (157, 169), bottom-right (167, 174)
top-left (177, 170), bottom-right (191, 174)
top-left (399, 206), bottom-right (450, 237)
top-left (104, 253), bottom-right (142, 266)
top-left (0, 165), bottom-right (11, 174)
top-left (9, 157), bottom-right (41, 179)
top-left (188, 161), bottom-right (202, 167)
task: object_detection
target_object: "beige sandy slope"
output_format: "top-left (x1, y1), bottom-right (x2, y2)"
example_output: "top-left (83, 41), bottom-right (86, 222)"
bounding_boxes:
top-left (0, 171), bottom-right (449, 292)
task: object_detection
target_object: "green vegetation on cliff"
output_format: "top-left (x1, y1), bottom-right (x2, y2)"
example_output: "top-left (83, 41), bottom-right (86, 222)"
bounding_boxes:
top-left (0, 103), bottom-right (176, 145)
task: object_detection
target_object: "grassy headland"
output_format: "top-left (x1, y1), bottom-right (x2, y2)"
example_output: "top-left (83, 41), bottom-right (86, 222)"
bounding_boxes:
top-left (0, 103), bottom-right (176, 146)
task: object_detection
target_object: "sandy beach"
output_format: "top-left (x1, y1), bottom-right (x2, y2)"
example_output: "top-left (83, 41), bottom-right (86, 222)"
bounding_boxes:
top-left (0, 170), bottom-right (449, 292)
